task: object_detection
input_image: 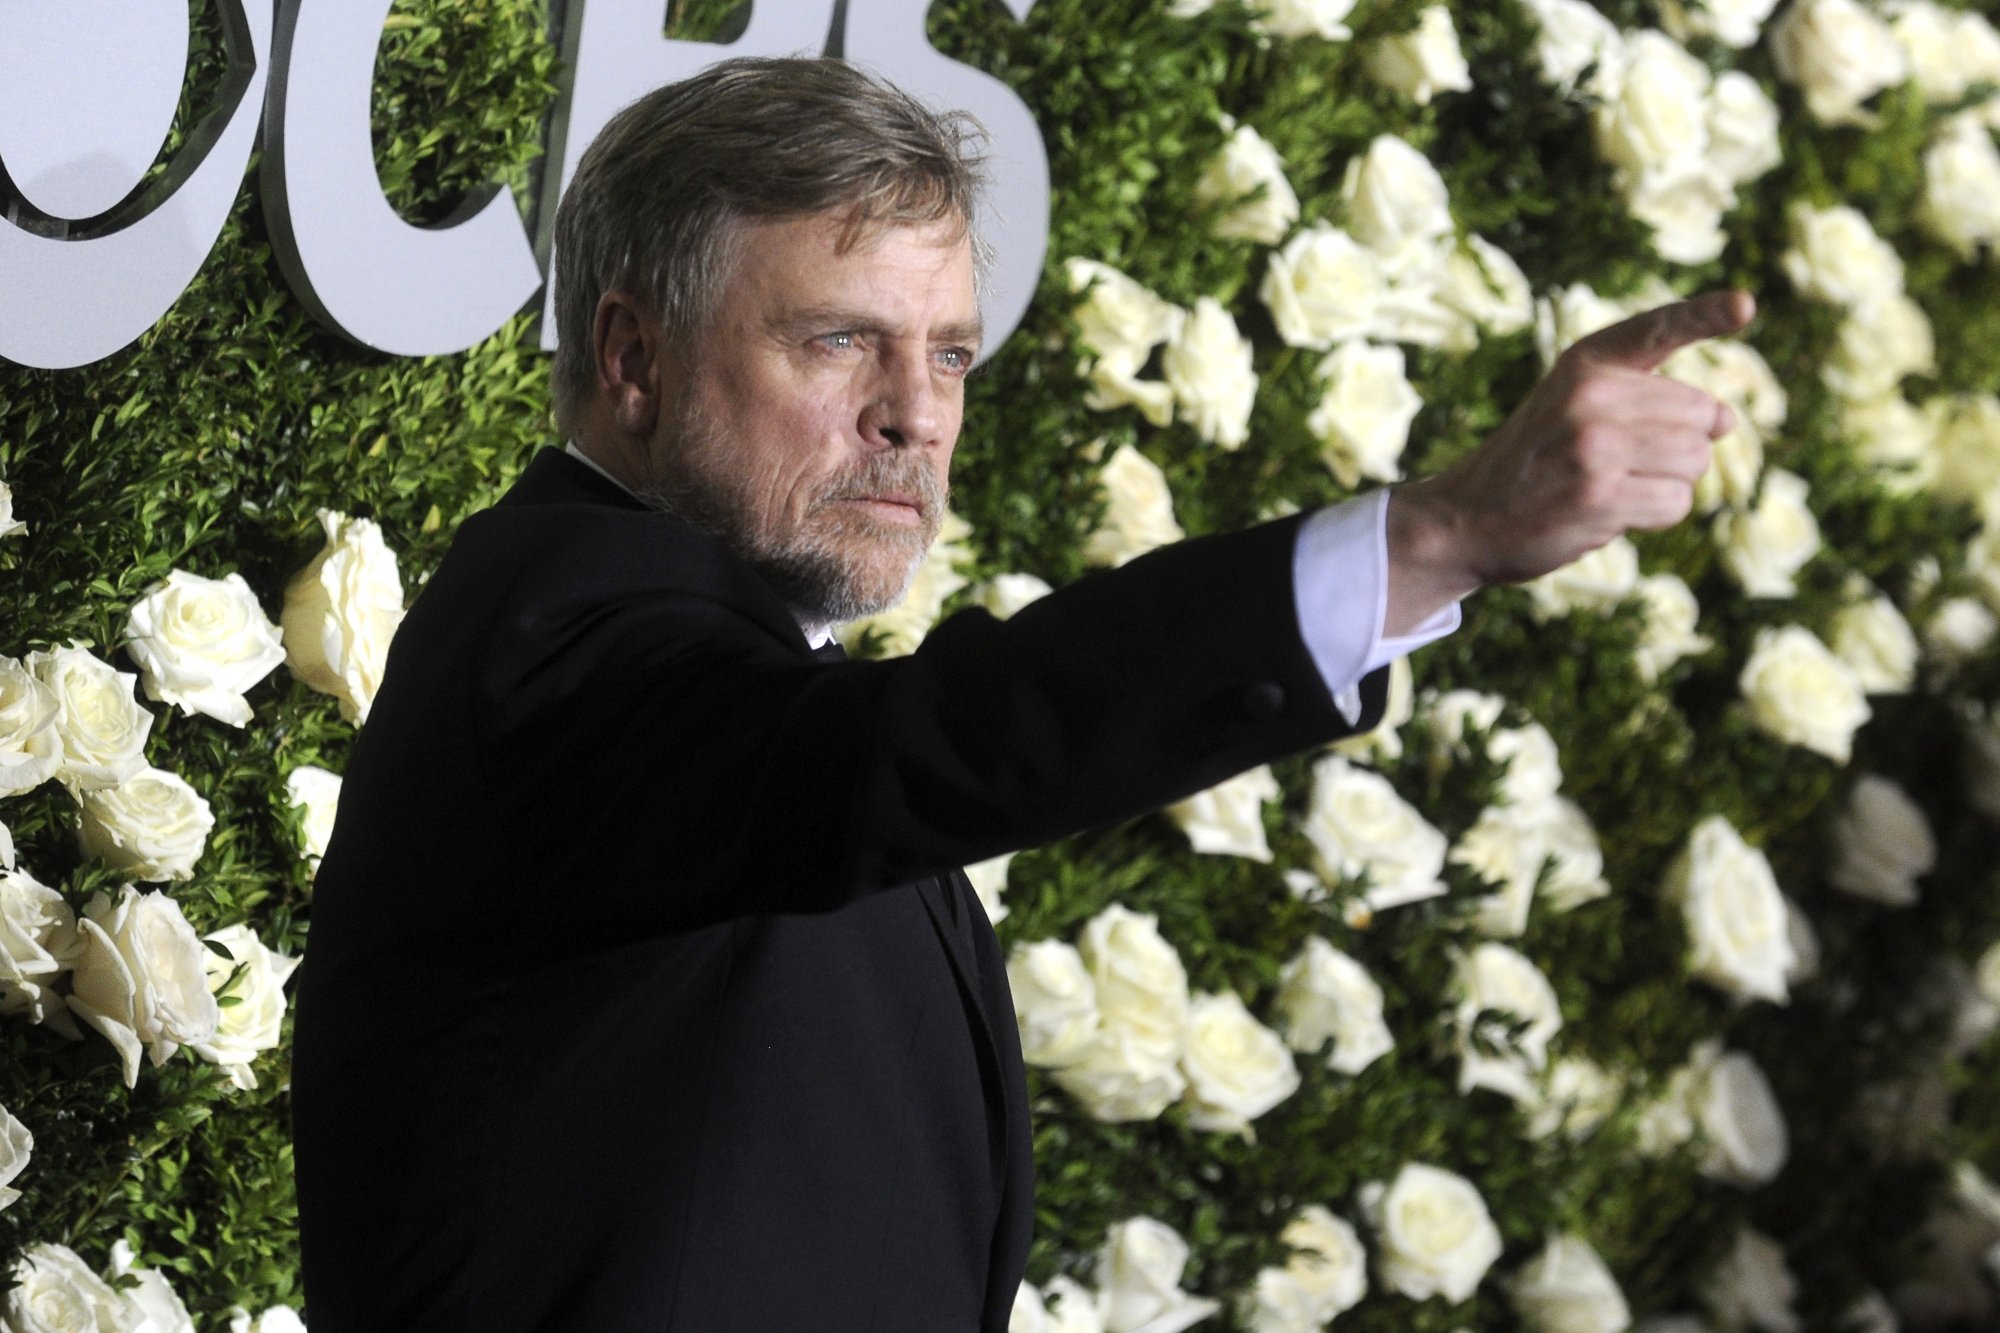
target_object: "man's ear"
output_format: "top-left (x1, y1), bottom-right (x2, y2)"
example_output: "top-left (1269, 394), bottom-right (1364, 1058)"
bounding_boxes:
top-left (594, 290), bottom-right (665, 438)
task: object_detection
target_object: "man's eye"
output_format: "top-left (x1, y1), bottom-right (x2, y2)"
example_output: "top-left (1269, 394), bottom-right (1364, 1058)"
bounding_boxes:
top-left (937, 347), bottom-right (973, 372)
top-left (819, 332), bottom-right (856, 351)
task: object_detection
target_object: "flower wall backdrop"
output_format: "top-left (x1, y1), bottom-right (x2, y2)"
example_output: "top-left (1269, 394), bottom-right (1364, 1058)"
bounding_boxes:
top-left (1, 0), bottom-right (1999, 1327)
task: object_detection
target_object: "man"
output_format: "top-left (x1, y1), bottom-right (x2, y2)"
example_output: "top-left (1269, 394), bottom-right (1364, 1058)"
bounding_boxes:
top-left (291, 56), bottom-right (1748, 1331)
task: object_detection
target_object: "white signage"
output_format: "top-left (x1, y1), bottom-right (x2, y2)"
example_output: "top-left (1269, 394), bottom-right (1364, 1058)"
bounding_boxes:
top-left (0, 0), bottom-right (1051, 370)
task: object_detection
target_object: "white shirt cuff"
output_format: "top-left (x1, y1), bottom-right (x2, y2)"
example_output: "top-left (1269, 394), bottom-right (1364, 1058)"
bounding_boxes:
top-left (1293, 491), bottom-right (1461, 723)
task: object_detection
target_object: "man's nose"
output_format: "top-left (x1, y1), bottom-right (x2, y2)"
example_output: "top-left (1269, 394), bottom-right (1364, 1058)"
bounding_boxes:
top-left (859, 349), bottom-right (945, 450)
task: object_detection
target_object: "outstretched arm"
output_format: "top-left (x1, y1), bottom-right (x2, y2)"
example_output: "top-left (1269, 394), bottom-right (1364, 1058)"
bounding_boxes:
top-left (1382, 290), bottom-right (1756, 636)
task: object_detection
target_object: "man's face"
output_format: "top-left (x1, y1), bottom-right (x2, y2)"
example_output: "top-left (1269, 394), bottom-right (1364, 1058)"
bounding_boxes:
top-left (642, 211), bottom-right (982, 627)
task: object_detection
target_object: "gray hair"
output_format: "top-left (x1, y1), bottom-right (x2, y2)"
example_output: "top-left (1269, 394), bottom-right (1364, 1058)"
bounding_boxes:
top-left (549, 56), bottom-right (989, 434)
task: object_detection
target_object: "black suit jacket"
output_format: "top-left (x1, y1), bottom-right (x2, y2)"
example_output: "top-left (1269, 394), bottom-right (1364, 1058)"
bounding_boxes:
top-left (292, 448), bottom-right (1386, 1331)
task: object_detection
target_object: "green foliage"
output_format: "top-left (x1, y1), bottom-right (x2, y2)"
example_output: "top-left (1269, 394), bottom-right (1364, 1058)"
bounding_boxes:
top-left (5, 0), bottom-right (2000, 1326)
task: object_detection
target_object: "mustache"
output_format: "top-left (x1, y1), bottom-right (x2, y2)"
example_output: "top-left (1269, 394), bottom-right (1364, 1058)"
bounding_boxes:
top-left (813, 454), bottom-right (950, 521)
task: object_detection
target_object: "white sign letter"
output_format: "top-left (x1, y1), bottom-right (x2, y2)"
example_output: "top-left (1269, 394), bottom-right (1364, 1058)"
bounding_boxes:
top-left (0, 0), bottom-right (270, 369)
top-left (262, 0), bottom-right (544, 356)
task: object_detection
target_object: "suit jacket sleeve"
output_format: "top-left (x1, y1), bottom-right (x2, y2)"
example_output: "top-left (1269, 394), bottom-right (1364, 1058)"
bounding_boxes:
top-left (416, 504), bottom-right (1387, 935)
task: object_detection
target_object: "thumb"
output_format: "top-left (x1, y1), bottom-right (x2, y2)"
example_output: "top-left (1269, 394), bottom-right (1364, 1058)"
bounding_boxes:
top-left (1569, 290), bottom-right (1756, 372)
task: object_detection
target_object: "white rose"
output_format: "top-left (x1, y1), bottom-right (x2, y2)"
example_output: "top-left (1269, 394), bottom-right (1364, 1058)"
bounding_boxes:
top-left (4, 1242), bottom-right (143, 1333)
top-left (1051, 1027), bottom-right (1189, 1123)
top-left (1097, 1217), bottom-right (1222, 1333)
top-left (1195, 121), bottom-right (1300, 246)
top-left (191, 923), bottom-right (300, 1091)
top-left (839, 510), bottom-right (973, 656)
top-left (67, 885), bottom-right (221, 1088)
top-left (1307, 341), bottom-right (1423, 488)
top-left (30, 644), bottom-right (153, 792)
top-left (1538, 798), bottom-right (1610, 912)
top-left (1844, 393), bottom-right (1936, 490)
top-left (1361, 1162), bottom-right (1504, 1303)
top-left (1678, 0), bottom-right (1783, 47)
top-left (1439, 236), bottom-right (1534, 340)
top-left (1594, 31), bottom-right (1712, 182)
top-left (1714, 469), bottom-right (1821, 598)
top-left (1535, 282), bottom-right (1632, 368)
top-left (1770, 0), bottom-right (1909, 123)
top-left (1163, 298), bottom-right (1257, 451)
top-left (1084, 446), bottom-right (1185, 569)
top-left (1823, 293), bottom-right (1935, 402)
top-left (1700, 1228), bottom-right (1800, 1333)
top-left (284, 764), bottom-right (342, 876)
top-left (1068, 260), bottom-right (1182, 426)
top-left (1832, 589), bottom-right (1918, 694)
top-left (1781, 203), bottom-right (1905, 305)
top-left (1829, 774), bottom-right (1936, 906)
top-left (0, 1101), bottom-right (29, 1211)
top-left (1525, 1055), bottom-right (1624, 1141)
top-left (1706, 72), bottom-right (1783, 186)
top-left (1282, 1206), bottom-right (1369, 1320)
top-left (1167, 765), bottom-right (1280, 861)
top-left (1920, 118), bottom-right (2000, 260)
top-left (0, 481), bottom-right (26, 541)
top-left (282, 509), bottom-right (407, 725)
top-left (1009, 939), bottom-right (1102, 1068)
top-left (1251, 0), bottom-right (1359, 40)
top-left (1260, 226), bottom-right (1389, 350)
top-left (0, 867), bottom-right (78, 1027)
top-left (1454, 806), bottom-right (1548, 938)
top-left (1342, 136), bottom-right (1454, 256)
top-left (77, 766), bottom-right (215, 884)
top-left (1626, 166), bottom-right (1733, 265)
top-left (1635, 574), bottom-right (1713, 682)
top-left (1925, 596), bottom-right (1999, 670)
top-left (124, 569), bottom-right (285, 728)
top-left (1526, 537), bottom-right (1641, 620)
top-left (1893, 2), bottom-right (2000, 103)
top-left (1928, 393), bottom-right (2000, 506)
top-left (975, 573), bottom-right (1054, 621)
top-left (1079, 904), bottom-right (1190, 1060)
top-left (1370, 7), bottom-right (1474, 105)
top-left (1739, 624), bottom-right (1871, 763)
top-left (1454, 942), bottom-right (1563, 1102)
top-left (966, 852), bottom-right (1014, 925)
top-left (1238, 1268), bottom-right (1321, 1333)
top-left (1518, 0), bottom-right (1624, 94)
top-left (1663, 815), bottom-right (1797, 1005)
top-left (1425, 688), bottom-right (1506, 766)
top-left (1302, 755), bottom-right (1448, 910)
top-left (1492, 723), bottom-right (1563, 808)
top-left (1274, 936), bottom-right (1394, 1075)
top-left (1044, 1278), bottom-right (1105, 1333)
top-left (106, 1241), bottom-right (195, 1333)
top-left (229, 1310), bottom-right (310, 1333)
top-left (1509, 1234), bottom-right (1632, 1333)
top-left (1690, 1043), bottom-right (1789, 1187)
top-left (0, 656), bottom-right (61, 797)
top-left (1180, 990), bottom-right (1301, 1136)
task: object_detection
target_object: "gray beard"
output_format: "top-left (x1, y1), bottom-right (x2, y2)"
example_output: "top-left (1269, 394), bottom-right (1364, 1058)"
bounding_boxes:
top-left (633, 424), bottom-right (945, 633)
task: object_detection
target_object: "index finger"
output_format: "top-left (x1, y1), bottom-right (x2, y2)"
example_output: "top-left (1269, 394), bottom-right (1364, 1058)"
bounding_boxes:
top-left (1568, 290), bottom-right (1756, 372)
